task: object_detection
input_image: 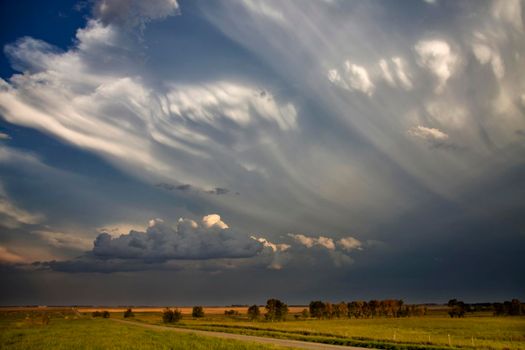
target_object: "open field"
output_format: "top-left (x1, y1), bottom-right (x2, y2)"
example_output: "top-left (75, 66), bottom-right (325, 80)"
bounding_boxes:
top-left (1, 307), bottom-right (524, 350)
top-left (0, 309), bottom-right (294, 350)
top-left (121, 309), bottom-right (525, 350)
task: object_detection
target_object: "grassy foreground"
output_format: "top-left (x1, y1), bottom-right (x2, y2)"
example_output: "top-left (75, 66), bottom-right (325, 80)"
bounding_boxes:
top-left (129, 312), bottom-right (525, 350)
top-left (0, 311), bottom-right (292, 350)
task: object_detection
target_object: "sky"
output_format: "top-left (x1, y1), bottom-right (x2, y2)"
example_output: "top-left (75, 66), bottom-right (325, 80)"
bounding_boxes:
top-left (0, 0), bottom-right (524, 306)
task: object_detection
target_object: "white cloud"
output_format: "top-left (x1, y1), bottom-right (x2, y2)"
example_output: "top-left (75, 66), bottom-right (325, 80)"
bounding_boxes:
top-left (337, 236), bottom-right (362, 251)
top-left (288, 233), bottom-right (335, 250)
top-left (472, 41), bottom-right (505, 79)
top-left (392, 57), bottom-right (413, 90)
top-left (202, 214), bottom-right (229, 229)
top-left (379, 58), bottom-right (412, 90)
top-left (415, 40), bottom-right (458, 93)
top-left (0, 132), bottom-right (10, 140)
top-left (0, 23), bottom-right (298, 192)
top-left (408, 125), bottom-right (449, 140)
top-left (379, 59), bottom-right (395, 86)
top-left (344, 61), bottom-right (374, 96)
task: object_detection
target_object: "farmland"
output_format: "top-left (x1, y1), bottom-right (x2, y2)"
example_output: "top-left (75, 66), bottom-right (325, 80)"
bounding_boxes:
top-left (125, 307), bottom-right (525, 350)
top-left (0, 309), bottom-right (293, 350)
top-left (1, 306), bottom-right (524, 350)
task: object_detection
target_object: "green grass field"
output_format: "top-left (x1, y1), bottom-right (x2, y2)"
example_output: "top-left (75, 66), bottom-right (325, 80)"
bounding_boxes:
top-left (127, 311), bottom-right (525, 350)
top-left (2, 308), bottom-right (524, 350)
top-left (0, 310), bottom-right (292, 350)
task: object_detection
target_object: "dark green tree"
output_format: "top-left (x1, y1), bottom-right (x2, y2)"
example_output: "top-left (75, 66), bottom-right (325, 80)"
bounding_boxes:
top-left (247, 305), bottom-right (261, 320)
top-left (192, 306), bottom-right (204, 318)
top-left (265, 299), bottom-right (288, 321)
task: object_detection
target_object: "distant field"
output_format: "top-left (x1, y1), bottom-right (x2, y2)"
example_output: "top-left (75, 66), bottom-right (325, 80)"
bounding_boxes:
top-left (0, 309), bottom-right (292, 350)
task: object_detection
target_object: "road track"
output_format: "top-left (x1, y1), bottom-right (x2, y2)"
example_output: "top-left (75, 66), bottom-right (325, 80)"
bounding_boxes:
top-left (110, 318), bottom-right (375, 350)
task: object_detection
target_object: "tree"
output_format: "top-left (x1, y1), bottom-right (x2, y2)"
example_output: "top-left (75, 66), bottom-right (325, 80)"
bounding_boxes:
top-left (265, 299), bottom-right (288, 321)
top-left (448, 300), bottom-right (466, 318)
top-left (162, 308), bottom-right (182, 323)
top-left (309, 301), bottom-right (326, 319)
top-left (102, 311), bottom-right (110, 318)
top-left (192, 306), bottom-right (204, 318)
top-left (124, 308), bottom-right (134, 318)
top-left (333, 301), bottom-right (348, 318)
top-left (247, 305), bottom-right (261, 320)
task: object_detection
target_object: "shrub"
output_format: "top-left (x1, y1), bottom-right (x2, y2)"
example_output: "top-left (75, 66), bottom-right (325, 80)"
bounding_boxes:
top-left (102, 311), bottom-right (110, 318)
top-left (162, 308), bottom-right (182, 323)
top-left (224, 309), bottom-right (239, 316)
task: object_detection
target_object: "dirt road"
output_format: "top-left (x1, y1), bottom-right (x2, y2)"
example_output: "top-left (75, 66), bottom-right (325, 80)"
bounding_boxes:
top-left (110, 318), bottom-right (374, 350)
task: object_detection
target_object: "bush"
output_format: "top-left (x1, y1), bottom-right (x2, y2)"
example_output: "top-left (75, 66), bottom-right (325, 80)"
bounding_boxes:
top-left (224, 309), bottom-right (239, 316)
top-left (162, 308), bottom-right (182, 323)
top-left (192, 306), bottom-right (204, 318)
top-left (102, 311), bottom-right (110, 318)
top-left (123, 308), bottom-right (134, 318)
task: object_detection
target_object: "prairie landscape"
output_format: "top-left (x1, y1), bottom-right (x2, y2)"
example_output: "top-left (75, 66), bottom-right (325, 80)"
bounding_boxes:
top-left (1, 302), bottom-right (524, 350)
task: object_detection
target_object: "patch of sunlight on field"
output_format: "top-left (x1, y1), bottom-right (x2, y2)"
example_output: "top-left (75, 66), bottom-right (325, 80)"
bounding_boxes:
top-left (0, 311), bottom-right (293, 350)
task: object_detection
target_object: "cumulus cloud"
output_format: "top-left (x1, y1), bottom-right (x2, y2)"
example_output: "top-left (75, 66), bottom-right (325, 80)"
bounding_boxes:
top-left (94, 0), bottom-right (179, 29)
top-left (415, 40), bottom-right (458, 93)
top-left (89, 214), bottom-right (261, 260)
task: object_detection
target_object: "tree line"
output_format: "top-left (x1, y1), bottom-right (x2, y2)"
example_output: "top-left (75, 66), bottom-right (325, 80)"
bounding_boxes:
top-left (309, 299), bottom-right (427, 319)
top-left (449, 298), bottom-right (525, 317)
top-left (157, 297), bottom-right (524, 323)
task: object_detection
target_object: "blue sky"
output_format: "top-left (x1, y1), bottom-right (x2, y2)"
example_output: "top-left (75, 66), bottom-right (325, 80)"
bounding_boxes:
top-left (0, 0), bottom-right (524, 305)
